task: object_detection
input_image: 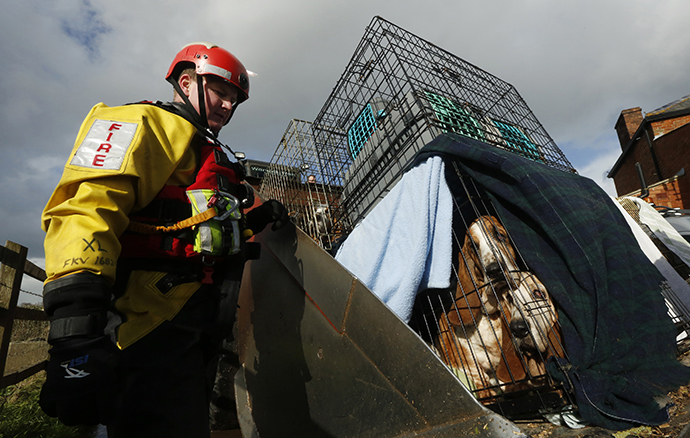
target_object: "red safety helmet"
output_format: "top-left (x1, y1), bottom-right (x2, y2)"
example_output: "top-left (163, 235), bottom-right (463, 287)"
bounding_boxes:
top-left (166, 42), bottom-right (249, 104)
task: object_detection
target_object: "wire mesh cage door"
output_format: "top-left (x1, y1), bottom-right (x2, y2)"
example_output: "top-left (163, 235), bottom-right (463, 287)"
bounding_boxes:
top-left (259, 119), bottom-right (344, 250)
top-left (311, 16), bottom-right (575, 237)
top-left (408, 160), bottom-right (576, 421)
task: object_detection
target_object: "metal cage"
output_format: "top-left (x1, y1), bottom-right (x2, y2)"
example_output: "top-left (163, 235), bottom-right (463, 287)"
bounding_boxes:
top-left (260, 16), bottom-right (575, 251)
top-left (259, 119), bottom-right (344, 250)
top-left (307, 16), bottom-right (575, 237)
top-left (407, 160), bottom-right (575, 420)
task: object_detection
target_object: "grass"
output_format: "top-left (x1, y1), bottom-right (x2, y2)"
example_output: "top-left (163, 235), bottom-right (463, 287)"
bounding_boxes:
top-left (0, 373), bottom-right (97, 438)
top-left (0, 372), bottom-right (96, 438)
top-left (0, 305), bottom-right (96, 437)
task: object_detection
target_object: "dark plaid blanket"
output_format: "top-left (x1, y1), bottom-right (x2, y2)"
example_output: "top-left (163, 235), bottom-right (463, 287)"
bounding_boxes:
top-left (415, 133), bottom-right (690, 430)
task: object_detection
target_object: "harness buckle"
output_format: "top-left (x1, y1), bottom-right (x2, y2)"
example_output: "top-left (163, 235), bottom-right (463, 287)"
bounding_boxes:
top-left (207, 189), bottom-right (240, 221)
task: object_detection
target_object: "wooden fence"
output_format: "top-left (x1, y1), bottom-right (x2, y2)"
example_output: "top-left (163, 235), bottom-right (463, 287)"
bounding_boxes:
top-left (0, 241), bottom-right (48, 389)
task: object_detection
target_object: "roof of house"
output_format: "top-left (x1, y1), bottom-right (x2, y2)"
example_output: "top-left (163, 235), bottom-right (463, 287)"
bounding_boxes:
top-left (608, 93), bottom-right (690, 178)
top-left (646, 94), bottom-right (690, 118)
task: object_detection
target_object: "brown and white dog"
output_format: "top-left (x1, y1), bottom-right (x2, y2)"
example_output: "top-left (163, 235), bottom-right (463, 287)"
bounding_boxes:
top-left (436, 216), bottom-right (563, 398)
top-left (438, 272), bottom-right (564, 398)
top-left (437, 215), bottom-right (519, 397)
top-left (496, 272), bottom-right (564, 389)
top-left (447, 215), bottom-right (519, 327)
top-left (437, 305), bottom-right (509, 398)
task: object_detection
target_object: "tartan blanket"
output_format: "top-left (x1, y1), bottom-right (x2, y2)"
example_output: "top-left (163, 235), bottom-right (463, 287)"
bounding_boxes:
top-left (415, 133), bottom-right (690, 430)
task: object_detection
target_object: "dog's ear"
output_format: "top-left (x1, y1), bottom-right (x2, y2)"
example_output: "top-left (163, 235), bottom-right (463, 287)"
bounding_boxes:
top-left (437, 315), bottom-right (464, 368)
top-left (546, 324), bottom-right (565, 358)
top-left (447, 309), bottom-right (463, 327)
top-left (451, 247), bottom-right (484, 326)
top-left (496, 325), bottom-right (526, 383)
top-left (448, 283), bottom-right (482, 326)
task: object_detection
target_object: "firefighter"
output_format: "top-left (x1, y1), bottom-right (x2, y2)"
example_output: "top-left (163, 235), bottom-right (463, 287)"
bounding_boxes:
top-left (39, 42), bottom-right (287, 437)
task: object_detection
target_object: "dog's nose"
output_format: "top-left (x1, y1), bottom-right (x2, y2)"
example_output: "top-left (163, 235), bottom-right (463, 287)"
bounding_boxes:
top-left (510, 319), bottom-right (529, 338)
top-left (485, 262), bottom-right (501, 277)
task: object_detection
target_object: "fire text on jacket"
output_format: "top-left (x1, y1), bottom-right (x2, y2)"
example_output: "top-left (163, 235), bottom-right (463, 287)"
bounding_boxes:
top-left (70, 119), bottom-right (138, 170)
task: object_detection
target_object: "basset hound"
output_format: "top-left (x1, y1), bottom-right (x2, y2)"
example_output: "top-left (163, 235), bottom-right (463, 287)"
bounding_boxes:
top-left (447, 215), bottom-right (519, 327)
top-left (495, 271), bottom-right (564, 391)
top-left (436, 216), bottom-right (564, 399)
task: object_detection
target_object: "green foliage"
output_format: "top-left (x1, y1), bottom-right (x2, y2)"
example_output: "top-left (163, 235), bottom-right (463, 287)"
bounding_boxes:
top-left (0, 373), bottom-right (96, 438)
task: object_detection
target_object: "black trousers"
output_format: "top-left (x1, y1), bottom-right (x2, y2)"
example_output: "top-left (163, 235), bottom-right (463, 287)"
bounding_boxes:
top-left (107, 287), bottom-right (222, 438)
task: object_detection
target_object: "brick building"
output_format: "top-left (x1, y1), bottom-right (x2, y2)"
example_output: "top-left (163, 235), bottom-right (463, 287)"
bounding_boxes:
top-left (608, 94), bottom-right (690, 208)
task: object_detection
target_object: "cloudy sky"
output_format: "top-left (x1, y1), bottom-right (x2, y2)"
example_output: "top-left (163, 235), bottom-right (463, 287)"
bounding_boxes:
top-left (2, 0), bottom-right (689, 302)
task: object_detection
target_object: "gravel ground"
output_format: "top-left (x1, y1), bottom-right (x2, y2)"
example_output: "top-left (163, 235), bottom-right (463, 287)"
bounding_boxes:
top-left (515, 344), bottom-right (690, 438)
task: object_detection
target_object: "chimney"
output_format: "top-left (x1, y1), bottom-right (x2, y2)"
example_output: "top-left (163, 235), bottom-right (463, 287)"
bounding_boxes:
top-left (614, 107), bottom-right (643, 150)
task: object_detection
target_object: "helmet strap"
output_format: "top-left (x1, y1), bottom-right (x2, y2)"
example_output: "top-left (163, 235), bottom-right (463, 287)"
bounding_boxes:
top-left (195, 75), bottom-right (207, 129)
top-left (166, 75), bottom-right (210, 132)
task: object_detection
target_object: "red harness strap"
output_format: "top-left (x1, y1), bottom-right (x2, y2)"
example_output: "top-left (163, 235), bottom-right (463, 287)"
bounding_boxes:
top-left (119, 144), bottom-right (244, 262)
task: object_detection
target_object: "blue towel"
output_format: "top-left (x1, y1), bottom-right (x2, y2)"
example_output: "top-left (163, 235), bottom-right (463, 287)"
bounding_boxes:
top-left (335, 156), bottom-right (453, 322)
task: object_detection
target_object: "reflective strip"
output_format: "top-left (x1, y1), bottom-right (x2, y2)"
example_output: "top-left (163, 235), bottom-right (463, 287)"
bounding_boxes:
top-left (201, 64), bottom-right (232, 82)
top-left (188, 190), bottom-right (214, 253)
top-left (231, 220), bottom-right (240, 253)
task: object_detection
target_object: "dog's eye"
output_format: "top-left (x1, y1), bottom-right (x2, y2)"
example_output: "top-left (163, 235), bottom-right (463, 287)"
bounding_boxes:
top-left (532, 288), bottom-right (545, 300)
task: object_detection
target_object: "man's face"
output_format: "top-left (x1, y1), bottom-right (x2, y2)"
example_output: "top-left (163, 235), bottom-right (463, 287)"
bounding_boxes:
top-left (179, 73), bottom-right (239, 134)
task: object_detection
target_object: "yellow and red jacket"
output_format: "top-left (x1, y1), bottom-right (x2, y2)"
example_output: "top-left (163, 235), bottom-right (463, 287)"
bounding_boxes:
top-left (42, 101), bottom-right (244, 348)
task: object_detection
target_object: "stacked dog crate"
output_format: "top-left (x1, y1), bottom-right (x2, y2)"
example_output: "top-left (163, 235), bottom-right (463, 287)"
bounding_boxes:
top-left (261, 16), bottom-right (576, 245)
top-left (309, 16), bottom-right (575, 235)
top-left (259, 119), bottom-right (344, 250)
